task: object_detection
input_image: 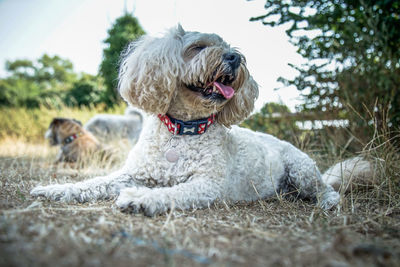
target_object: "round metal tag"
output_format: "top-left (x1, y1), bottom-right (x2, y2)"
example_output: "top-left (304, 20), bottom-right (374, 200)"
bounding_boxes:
top-left (165, 148), bottom-right (179, 162)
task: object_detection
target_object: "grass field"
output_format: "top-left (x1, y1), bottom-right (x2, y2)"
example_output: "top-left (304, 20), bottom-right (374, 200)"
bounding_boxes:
top-left (0, 108), bottom-right (399, 266)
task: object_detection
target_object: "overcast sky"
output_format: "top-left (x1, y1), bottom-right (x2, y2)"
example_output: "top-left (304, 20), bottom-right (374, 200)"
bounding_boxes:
top-left (0, 0), bottom-right (304, 110)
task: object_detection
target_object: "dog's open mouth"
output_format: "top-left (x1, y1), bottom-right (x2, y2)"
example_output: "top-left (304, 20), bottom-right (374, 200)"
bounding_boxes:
top-left (187, 75), bottom-right (235, 101)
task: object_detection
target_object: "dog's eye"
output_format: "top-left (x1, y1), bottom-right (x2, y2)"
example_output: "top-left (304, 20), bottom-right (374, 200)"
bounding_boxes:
top-left (195, 45), bottom-right (206, 50)
top-left (192, 45), bottom-right (206, 52)
top-left (184, 45), bottom-right (207, 59)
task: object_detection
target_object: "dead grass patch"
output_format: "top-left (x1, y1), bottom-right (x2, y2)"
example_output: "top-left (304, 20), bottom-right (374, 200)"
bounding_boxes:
top-left (0, 138), bottom-right (399, 267)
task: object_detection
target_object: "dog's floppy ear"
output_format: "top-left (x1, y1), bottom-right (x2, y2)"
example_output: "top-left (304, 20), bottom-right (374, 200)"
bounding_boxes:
top-left (217, 76), bottom-right (259, 127)
top-left (49, 118), bottom-right (67, 127)
top-left (50, 118), bottom-right (82, 128)
top-left (118, 26), bottom-right (185, 114)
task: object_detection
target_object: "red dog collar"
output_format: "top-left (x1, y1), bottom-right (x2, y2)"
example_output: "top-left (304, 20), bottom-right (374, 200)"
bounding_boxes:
top-left (63, 132), bottom-right (83, 145)
top-left (158, 114), bottom-right (216, 135)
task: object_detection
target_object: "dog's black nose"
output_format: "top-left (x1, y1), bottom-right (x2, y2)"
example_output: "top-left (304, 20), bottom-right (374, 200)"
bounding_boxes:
top-left (223, 52), bottom-right (241, 69)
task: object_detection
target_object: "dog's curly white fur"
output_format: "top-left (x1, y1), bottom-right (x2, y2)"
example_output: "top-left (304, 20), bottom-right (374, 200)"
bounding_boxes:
top-left (31, 26), bottom-right (355, 216)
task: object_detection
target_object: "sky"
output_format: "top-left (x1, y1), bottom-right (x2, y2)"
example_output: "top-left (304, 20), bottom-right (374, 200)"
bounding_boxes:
top-left (0, 0), bottom-right (304, 110)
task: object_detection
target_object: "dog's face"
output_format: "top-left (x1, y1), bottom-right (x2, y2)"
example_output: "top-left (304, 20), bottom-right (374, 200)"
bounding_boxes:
top-left (119, 26), bottom-right (258, 126)
top-left (45, 118), bottom-right (82, 146)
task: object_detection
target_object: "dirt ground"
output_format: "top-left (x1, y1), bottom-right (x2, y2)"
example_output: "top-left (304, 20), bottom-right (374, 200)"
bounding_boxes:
top-left (0, 142), bottom-right (399, 267)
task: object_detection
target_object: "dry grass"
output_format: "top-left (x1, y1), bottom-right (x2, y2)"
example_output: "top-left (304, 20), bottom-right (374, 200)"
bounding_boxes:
top-left (1, 135), bottom-right (399, 266)
top-left (0, 104), bottom-right (127, 142)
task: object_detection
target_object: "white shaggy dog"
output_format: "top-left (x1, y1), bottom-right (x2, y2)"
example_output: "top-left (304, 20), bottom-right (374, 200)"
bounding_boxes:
top-left (84, 106), bottom-right (143, 143)
top-left (32, 26), bottom-right (369, 216)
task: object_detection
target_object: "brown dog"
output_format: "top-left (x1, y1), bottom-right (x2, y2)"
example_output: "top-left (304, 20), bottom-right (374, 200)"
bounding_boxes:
top-left (45, 118), bottom-right (101, 163)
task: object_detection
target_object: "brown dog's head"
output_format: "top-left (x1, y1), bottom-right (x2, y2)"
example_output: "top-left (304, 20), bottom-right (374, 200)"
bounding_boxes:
top-left (45, 118), bottom-right (83, 146)
top-left (118, 25), bottom-right (258, 127)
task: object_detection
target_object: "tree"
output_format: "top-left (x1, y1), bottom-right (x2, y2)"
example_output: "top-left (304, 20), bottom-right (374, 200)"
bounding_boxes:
top-left (0, 54), bottom-right (104, 108)
top-left (0, 55), bottom-right (77, 107)
top-left (0, 77), bottom-right (44, 107)
top-left (100, 13), bottom-right (145, 106)
top-left (250, 0), bottom-right (400, 132)
top-left (63, 74), bottom-right (106, 107)
top-left (5, 54), bottom-right (76, 90)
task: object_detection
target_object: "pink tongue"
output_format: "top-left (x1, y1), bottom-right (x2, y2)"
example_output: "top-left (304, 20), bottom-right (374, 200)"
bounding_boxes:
top-left (212, 82), bottom-right (234, 99)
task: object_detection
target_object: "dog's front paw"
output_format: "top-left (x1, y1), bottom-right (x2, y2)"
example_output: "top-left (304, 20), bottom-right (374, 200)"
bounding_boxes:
top-left (319, 190), bottom-right (340, 210)
top-left (31, 183), bottom-right (79, 202)
top-left (116, 187), bottom-right (167, 217)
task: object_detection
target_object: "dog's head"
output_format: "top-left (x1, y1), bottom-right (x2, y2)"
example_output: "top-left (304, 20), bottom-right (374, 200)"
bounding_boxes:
top-left (118, 25), bottom-right (258, 126)
top-left (45, 118), bottom-right (83, 146)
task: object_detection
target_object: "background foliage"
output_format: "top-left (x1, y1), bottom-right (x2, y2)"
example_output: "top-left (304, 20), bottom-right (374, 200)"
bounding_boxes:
top-left (99, 14), bottom-right (145, 106)
top-left (250, 0), bottom-right (400, 136)
top-left (0, 55), bottom-right (76, 107)
top-left (0, 14), bottom-right (144, 109)
top-left (0, 54), bottom-right (106, 108)
top-left (242, 102), bottom-right (300, 140)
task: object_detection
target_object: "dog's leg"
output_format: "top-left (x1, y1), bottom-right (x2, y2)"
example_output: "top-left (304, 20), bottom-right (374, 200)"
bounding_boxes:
top-left (116, 178), bottom-right (222, 216)
top-left (54, 150), bottom-right (64, 163)
top-left (282, 144), bottom-right (340, 210)
top-left (31, 169), bottom-right (136, 203)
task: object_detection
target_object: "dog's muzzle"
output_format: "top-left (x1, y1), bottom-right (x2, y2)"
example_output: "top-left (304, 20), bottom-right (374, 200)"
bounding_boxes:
top-left (187, 52), bottom-right (241, 102)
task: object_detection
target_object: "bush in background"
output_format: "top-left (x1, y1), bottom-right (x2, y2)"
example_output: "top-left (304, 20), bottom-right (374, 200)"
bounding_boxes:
top-left (241, 102), bottom-right (300, 141)
top-left (63, 74), bottom-right (106, 107)
top-left (0, 55), bottom-right (108, 109)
